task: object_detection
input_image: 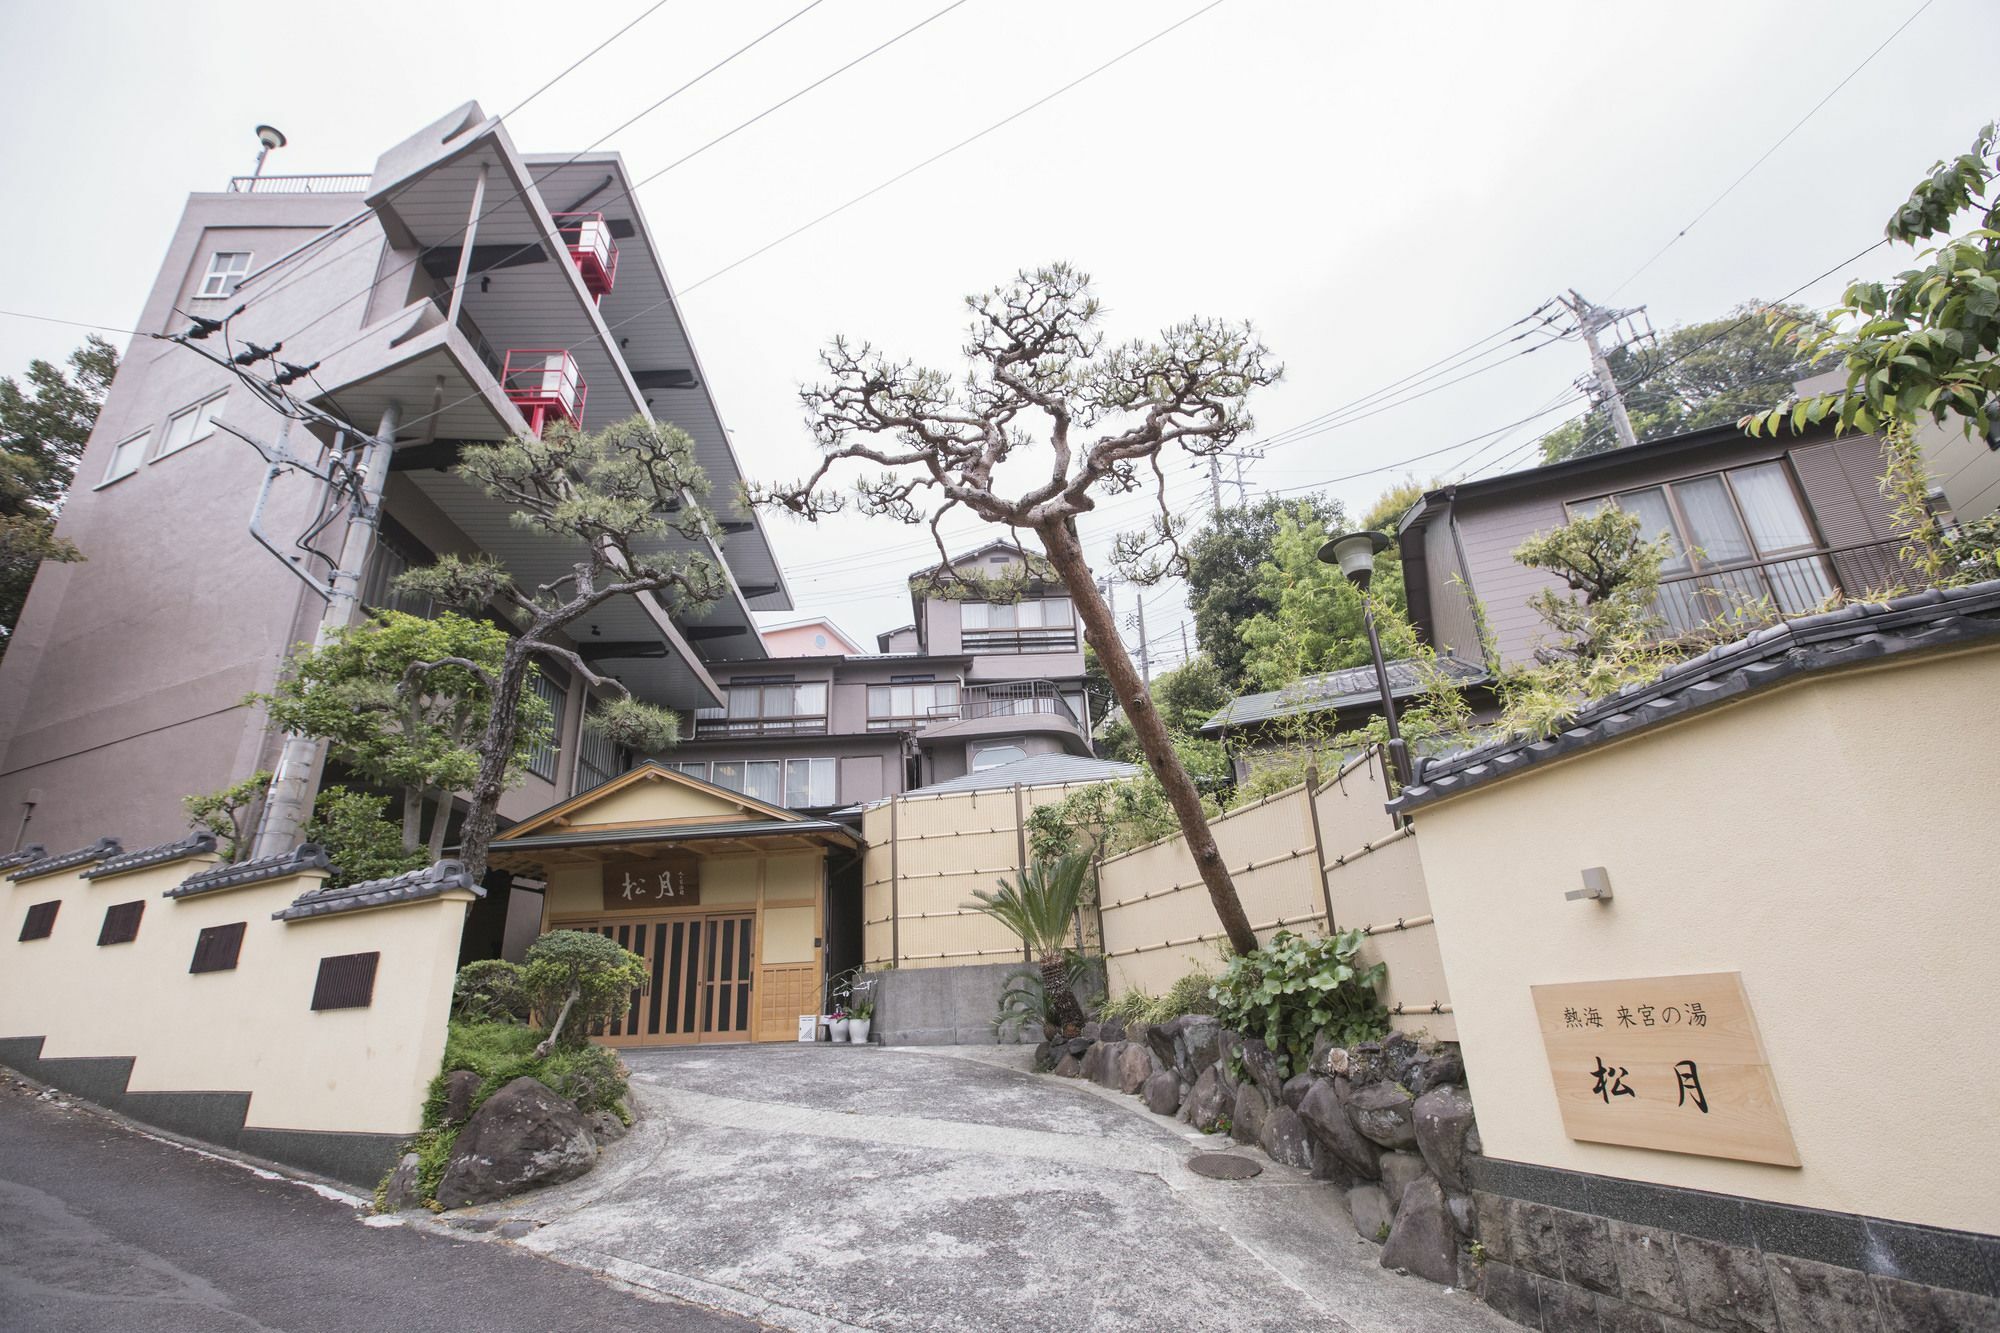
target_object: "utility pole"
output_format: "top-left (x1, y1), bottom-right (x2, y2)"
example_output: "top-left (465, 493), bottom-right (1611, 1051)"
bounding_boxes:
top-left (252, 403), bottom-right (402, 857)
top-left (1562, 289), bottom-right (1640, 452)
top-left (1207, 456), bottom-right (1225, 514)
top-left (1134, 595), bottom-right (1152, 685)
top-left (1179, 622), bottom-right (1191, 661)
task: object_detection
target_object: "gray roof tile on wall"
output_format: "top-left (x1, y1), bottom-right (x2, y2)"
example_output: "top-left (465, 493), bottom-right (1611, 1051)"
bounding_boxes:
top-left (1391, 578), bottom-right (2000, 813)
top-left (9, 837), bottom-right (122, 882)
top-left (272, 859), bottom-right (481, 922)
top-left (0, 843), bottom-right (48, 871)
top-left (169, 844), bottom-right (332, 899)
top-left (83, 833), bottom-right (218, 880)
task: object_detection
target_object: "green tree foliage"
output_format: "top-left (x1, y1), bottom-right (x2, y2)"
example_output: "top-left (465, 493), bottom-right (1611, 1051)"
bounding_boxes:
top-left (1098, 655), bottom-right (1229, 762)
top-left (1207, 929), bottom-right (1388, 1077)
top-left (1184, 494), bottom-right (1343, 685)
top-left (393, 416), bottom-right (726, 880)
top-left (451, 960), bottom-right (531, 1025)
top-left (1748, 122), bottom-right (2000, 444)
top-left (1236, 504), bottom-right (1415, 691)
top-left (257, 611), bottom-right (550, 856)
top-left (967, 852), bottom-right (1095, 1031)
top-left (184, 771), bottom-right (273, 861)
top-left (0, 336), bottom-right (115, 655)
top-left (1541, 302), bottom-right (1831, 464)
top-left (305, 787), bottom-right (430, 888)
top-left (522, 929), bottom-right (649, 1056)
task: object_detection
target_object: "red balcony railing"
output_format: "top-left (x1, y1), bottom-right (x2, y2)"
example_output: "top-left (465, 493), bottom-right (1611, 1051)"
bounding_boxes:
top-left (501, 349), bottom-right (586, 437)
top-left (552, 212), bottom-right (618, 300)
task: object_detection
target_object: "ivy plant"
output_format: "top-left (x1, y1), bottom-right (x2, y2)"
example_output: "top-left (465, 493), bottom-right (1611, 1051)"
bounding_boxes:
top-left (1207, 928), bottom-right (1388, 1078)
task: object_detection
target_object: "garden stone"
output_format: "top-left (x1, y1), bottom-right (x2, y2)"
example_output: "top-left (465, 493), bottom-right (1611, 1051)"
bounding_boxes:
top-left (1609, 1220), bottom-right (1687, 1317)
top-left (1183, 1065), bottom-right (1230, 1132)
top-left (1407, 1046), bottom-right (1465, 1095)
top-left (1066, 1037), bottom-right (1091, 1057)
top-left (1310, 1141), bottom-right (1352, 1186)
top-left (1346, 1039), bottom-right (1386, 1086)
top-left (1080, 1041), bottom-right (1114, 1086)
top-left (1537, 1276), bottom-right (1600, 1333)
top-left (1378, 1151), bottom-right (1428, 1216)
top-left (1347, 1184), bottom-right (1392, 1243)
top-left (378, 1153), bottom-right (423, 1212)
top-left (1873, 1277), bottom-right (2000, 1333)
top-left (1142, 1069), bottom-right (1181, 1116)
top-left (1231, 1082), bottom-right (1268, 1145)
top-left (1180, 1017), bottom-right (1221, 1079)
top-left (585, 1110), bottom-right (627, 1144)
top-left (1380, 1030), bottom-right (1422, 1085)
top-left (1445, 1190), bottom-right (1476, 1238)
top-left (1506, 1199), bottom-right (1566, 1280)
top-left (1298, 1078), bottom-right (1380, 1179)
top-left (1124, 1021), bottom-right (1148, 1050)
top-left (1081, 1022), bottom-right (1102, 1043)
top-left (1309, 1035), bottom-right (1350, 1077)
top-left (1032, 1041), bottom-right (1054, 1073)
top-left (1258, 1106), bottom-right (1314, 1170)
top-left (442, 1069), bottom-right (483, 1125)
top-left (1764, 1255), bottom-right (1887, 1333)
top-left (1379, 1176), bottom-right (1458, 1285)
top-left (1413, 1083), bottom-right (1478, 1190)
top-left (1553, 1208), bottom-right (1618, 1295)
top-left (1238, 1036), bottom-right (1285, 1106)
top-left (436, 1077), bottom-right (595, 1209)
top-left (1280, 1072), bottom-right (1314, 1110)
top-left (1098, 1018), bottom-right (1127, 1044)
top-left (1053, 1052), bottom-right (1084, 1078)
top-left (1346, 1079), bottom-right (1418, 1149)
top-left (1115, 1041), bottom-right (1156, 1094)
top-left (1676, 1234), bottom-right (1776, 1333)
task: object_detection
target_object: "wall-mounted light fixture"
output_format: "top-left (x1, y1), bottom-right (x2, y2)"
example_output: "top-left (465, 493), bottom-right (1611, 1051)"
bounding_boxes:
top-left (1565, 867), bottom-right (1613, 903)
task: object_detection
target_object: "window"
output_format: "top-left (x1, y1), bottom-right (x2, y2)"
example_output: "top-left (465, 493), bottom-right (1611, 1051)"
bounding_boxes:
top-left (311, 951), bottom-right (380, 1011)
top-left (669, 761), bottom-right (709, 782)
top-left (102, 430), bottom-right (152, 485)
top-left (971, 739), bottom-right (1029, 771)
top-left (573, 719), bottom-right (626, 795)
top-left (866, 678), bottom-right (960, 730)
top-left (97, 900), bottom-right (144, 946)
top-left (190, 921), bottom-right (247, 974)
top-left (960, 598), bottom-right (1076, 651)
top-left (159, 393), bottom-right (226, 458)
top-left (696, 679), bottom-right (829, 737)
top-left (18, 900), bottom-right (58, 941)
top-left (197, 251), bottom-right (252, 299)
top-left (784, 757), bottom-right (837, 808)
top-left (359, 525), bottom-right (436, 618)
top-left (526, 669), bottom-right (569, 781)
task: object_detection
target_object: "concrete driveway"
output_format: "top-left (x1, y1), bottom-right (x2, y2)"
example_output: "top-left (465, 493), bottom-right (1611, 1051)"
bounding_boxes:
top-left (451, 1044), bottom-right (1516, 1333)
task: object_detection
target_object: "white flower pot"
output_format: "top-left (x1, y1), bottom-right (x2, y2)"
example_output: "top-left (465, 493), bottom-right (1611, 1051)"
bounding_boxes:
top-left (829, 1018), bottom-right (851, 1043)
top-left (849, 1018), bottom-right (872, 1044)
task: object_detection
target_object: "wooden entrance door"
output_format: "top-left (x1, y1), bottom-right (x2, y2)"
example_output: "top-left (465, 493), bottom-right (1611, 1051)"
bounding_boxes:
top-left (583, 913), bottom-right (755, 1046)
top-left (699, 914), bottom-right (755, 1042)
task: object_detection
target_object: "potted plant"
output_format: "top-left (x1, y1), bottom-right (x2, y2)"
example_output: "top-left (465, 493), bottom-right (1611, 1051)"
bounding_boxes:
top-left (848, 999), bottom-right (874, 1044)
top-left (828, 1007), bottom-right (851, 1043)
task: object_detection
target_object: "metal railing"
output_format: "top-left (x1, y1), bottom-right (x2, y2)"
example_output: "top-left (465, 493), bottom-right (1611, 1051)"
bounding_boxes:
top-left (692, 714), bottom-right (829, 739)
top-left (936, 680), bottom-right (1080, 727)
top-left (960, 625), bottom-right (1079, 652)
top-left (227, 173), bottom-right (372, 194)
top-left (1651, 537), bottom-right (1930, 635)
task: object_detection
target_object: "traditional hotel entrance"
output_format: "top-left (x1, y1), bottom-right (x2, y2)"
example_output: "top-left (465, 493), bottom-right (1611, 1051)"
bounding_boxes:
top-left (488, 763), bottom-right (859, 1046)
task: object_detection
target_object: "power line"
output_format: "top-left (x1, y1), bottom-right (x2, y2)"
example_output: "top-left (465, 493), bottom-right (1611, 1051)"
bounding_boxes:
top-left (499, 0), bottom-right (677, 121)
top-left (0, 309), bottom-right (143, 337)
top-left (1607, 0), bottom-right (1935, 296)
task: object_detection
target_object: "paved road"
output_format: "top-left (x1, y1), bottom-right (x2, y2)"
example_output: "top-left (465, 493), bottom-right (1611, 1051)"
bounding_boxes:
top-left (0, 1076), bottom-right (759, 1333)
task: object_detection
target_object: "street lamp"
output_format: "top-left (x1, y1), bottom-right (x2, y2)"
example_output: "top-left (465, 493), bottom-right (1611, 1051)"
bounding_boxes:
top-left (1316, 529), bottom-right (1412, 790)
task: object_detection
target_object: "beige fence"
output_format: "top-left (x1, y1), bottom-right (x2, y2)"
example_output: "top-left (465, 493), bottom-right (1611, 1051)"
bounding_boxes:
top-left (859, 749), bottom-right (1453, 1039)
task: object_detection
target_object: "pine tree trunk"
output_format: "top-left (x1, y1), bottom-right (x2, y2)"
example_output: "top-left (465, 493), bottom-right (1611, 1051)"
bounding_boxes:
top-left (457, 637), bottom-right (532, 883)
top-left (1036, 520), bottom-right (1259, 955)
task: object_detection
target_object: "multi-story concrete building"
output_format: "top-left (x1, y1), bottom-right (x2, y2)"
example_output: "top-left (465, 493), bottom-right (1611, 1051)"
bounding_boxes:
top-left (0, 103), bottom-right (793, 853)
top-left (664, 541), bottom-right (1096, 811)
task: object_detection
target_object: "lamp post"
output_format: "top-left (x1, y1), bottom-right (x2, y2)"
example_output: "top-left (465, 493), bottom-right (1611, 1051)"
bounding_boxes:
top-left (1316, 529), bottom-right (1412, 790)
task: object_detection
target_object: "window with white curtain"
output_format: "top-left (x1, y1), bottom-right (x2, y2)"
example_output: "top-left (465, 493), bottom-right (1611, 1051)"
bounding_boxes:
top-left (700, 679), bottom-right (829, 735)
top-left (101, 431), bottom-right (151, 485)
top-left (784, 757), bottom-right (837, 807)
top-left (159, 393), bottom-right (226, 458)
top-left (866, 678), bottom-right (960, 729)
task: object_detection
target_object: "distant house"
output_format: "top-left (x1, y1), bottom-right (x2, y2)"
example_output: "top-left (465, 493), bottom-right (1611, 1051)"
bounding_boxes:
top-left (1200, 657), bottom-right (1491, 782)
top-left (1396, 419), bottom-right (1912, 670)
top-left (760, 616), bottom-right (865, 658)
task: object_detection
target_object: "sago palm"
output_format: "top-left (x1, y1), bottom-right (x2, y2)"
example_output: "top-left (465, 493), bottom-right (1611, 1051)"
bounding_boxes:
top-left (969, 852), bottom-right (1093, 1031)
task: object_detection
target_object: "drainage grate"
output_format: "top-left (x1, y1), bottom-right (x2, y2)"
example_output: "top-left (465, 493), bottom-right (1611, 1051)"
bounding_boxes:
top-left (1186, 1152), bottom-right (1263, 1180)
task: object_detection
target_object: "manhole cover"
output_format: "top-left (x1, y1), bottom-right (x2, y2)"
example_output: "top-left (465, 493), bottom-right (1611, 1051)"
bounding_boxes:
top-left (1186, 1152), bottom-right (1263, 1180)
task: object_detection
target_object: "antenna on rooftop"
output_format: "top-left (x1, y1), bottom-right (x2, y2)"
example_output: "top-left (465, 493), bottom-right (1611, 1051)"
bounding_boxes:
top-left (250, 124), bottom-right (287, 182)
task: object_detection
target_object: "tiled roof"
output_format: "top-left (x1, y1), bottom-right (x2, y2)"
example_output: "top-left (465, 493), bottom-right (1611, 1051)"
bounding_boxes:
top-left (0, 844), bottom-right (47, 872)
top-left (170, 844), bottom-right (332, 899)
top-left (274, 859), bottom-right (481, 922)
top-left (9, 837), bottom-right (122, 882)
top-left (1201, 656), bottom-right (1489, 733)
top-left (1391, 579), bottom-right (2000, 813)
top-left (895, 753), bottom-right (1143, 799)
top-left (83, 833), bottom-right (218, 880)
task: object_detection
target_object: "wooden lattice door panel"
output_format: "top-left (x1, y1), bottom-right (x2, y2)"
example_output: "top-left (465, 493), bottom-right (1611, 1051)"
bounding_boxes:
top-left (756, 963), bottom-right (819, 1042)
top-left (701, 915), bottom-right (754, 1040)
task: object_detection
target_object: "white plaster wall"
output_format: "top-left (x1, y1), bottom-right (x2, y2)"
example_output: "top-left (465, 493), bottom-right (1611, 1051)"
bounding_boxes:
top-left (1408, 644), bottom-right (2000, 1233)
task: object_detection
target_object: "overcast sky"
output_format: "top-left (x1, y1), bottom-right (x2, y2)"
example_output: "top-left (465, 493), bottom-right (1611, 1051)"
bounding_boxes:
top-left (2, 0), bottom-right (1993, 665)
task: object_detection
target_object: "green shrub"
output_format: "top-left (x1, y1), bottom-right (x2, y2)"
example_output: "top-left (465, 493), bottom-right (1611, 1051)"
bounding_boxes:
top-left (1208, 928), bottom-right (1388, 1078)
top-left (1152, 968), bottom-right (1219, 1022)
top-left (1098, 990), bottom-right (1152, 1024)
top-left (522, 930), bottom-right (648, 1049)
top-left (452, 959), bottom-right (530, 1024)
top-left (307, 786), bottom-right (430, 888)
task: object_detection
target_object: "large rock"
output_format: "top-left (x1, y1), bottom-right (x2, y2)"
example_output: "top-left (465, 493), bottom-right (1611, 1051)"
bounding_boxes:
top-left (1080, 1041), bottom-right (1114, 1086)
top-left (1280, 1072), bottom-right (1314, 1110)
top-left (1230, 1082), bottom-right (1269, 1146)
top-left (441, 1069), bottom-right (483, 1125)
top-left (1053, 1052), bottom-right (1084, 1078)
top-left (1309, 1035), bottom-right (1350, 1078)
top-left (1081, 1022), bottom-right (1102, 1043)
top-left (378, 1152), bottom-right (424, 1212)
top-left (1032, 1040), bottom-right (1055, 1073)
top-left (436, 1077), bottom-right (596, 1209)
top-left (1380, 1177), bottom-right (1460, 1285)
top-left (585, 1110), bottom-right (627, 1144)
top-left (1348, 1184), bottom-right (1393, 1243)
top-left (1258, 1106), bottom-right (1315, 1170)
top-left (1115, 1042), bottom-right (1156, 1094)
top-left (1145, 1015), bottom-right (1221, 1084)
top-left (1380, 1031), bottom-right (1422, 1087)
top-left (1407, 1046), bottom-right (1466, 1096)
top-left (1066, 1037), bottom-right (1091, 1057)
top-left (1298, 1078), bottom-right (1380, 1179)
top-left (1183, 1065), bottom-right (1230, 1132)
top-left (1142, 1069), bottom-right (1182, 1116)
top-left (1346, 1079), bottom-right (1418, 1149)
top-left (1413, 1084), bottom-right (1479, 1191)
top-left (1238, 1036), bottom-right (1286, 1106)
top-left (1378, 1150), bottom-right (1429, 1216)
top-left (1097, 1018), bottom-right (1127, 1044)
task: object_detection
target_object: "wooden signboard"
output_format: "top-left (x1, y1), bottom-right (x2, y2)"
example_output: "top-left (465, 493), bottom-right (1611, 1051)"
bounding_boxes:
top-left (600, 853), bottom-right (702, 911)
top-left (1529, 971), bottom-right (1799, 1167)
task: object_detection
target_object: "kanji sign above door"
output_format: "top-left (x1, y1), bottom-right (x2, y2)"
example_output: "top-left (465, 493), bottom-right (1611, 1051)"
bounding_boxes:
top-left (1529, 971), bottom-right (1799, 1167)
top-left (601, 853), bottom-right (702, 911)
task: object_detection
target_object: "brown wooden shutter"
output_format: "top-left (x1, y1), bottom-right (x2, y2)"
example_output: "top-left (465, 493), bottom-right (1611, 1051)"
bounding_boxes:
top-left (18, 900), bottom-right (58, 941)
top-left (311, 951), bottom-right (380, 1010)
top-left (97, 900), bottom-right (144, 946)
top-left (1788, 437), bottom-right (1898, 546)
top-left (190, 921), bottom-right (247, 974)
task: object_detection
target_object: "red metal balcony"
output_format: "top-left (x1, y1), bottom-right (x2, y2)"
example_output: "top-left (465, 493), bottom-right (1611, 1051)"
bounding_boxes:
top-left (501, 349), bottom-right (586, 437)
top-left (552, 212), bottom-right (618, 301)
